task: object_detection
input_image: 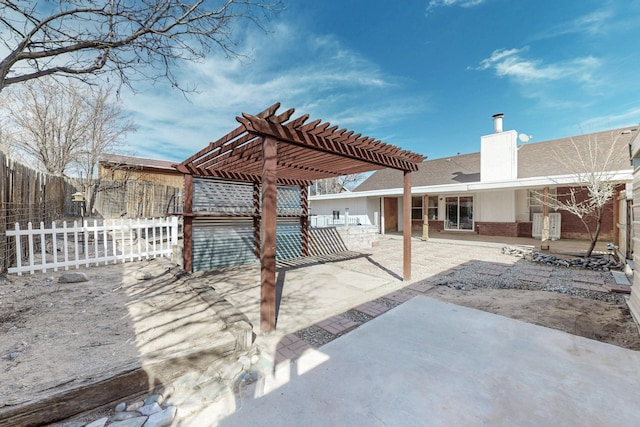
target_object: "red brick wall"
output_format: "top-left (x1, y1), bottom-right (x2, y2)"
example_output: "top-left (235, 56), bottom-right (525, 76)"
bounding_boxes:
top-left (475, 222), bottom-right (519, 237)
top-left (556, 185), bottom-right (620, 240)
top-left (517, 221), bottom-right (532, 237)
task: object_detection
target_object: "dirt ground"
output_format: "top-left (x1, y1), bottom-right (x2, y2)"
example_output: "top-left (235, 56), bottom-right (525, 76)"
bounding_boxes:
top-left (0, 258), bottom-right (240, 411)
top-left (1, 257), bottom-right (639, 412)
top-left (424, 285), bottom-right (640, 350)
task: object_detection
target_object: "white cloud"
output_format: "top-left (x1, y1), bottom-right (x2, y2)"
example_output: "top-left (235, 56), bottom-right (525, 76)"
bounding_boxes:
top-left (475, 48), bottom-right (600, 84)
top-left (119, 22), bottom-right (425, 161)
top-left (425, 0), bottom-right (485, 15)
top-left (578, 107), bottom-right (640, 131)
top-left (531, 8), bottom-right (614, 41)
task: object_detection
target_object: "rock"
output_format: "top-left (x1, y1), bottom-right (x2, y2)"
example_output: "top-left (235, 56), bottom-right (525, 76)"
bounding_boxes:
top-left (219, 361), bottom-right (244, 381)
top-left (107, 417), bottom-right (147, 427)
top-left (126, 401), bottom-right (144, 411)
top-left (238, 370), bottom-right (259, 384)
top-left (9, 352), bottom-right (19, 360)
top-left (85, 417), bottom-right (109, 427)
top-left (111, 411), bottom-right (139, 421)
top-left (238, 355), bottom-right (251, 370)
top-left (134, 271), bottom-right (152, 280)
top-left (58, 272), bottom-right (89, 283)
top-left (115, 402), bottom-right (127, 412)
top-left (145, 406), bottom-right (177, 427)
top-left (144, 394), bottom-right (164, 406)
top-left (136, 402), bottom-right (162, 416)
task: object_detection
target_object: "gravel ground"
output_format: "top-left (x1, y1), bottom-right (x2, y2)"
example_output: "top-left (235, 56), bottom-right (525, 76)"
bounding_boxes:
top-left (294, 325), bottom-right (336, 348)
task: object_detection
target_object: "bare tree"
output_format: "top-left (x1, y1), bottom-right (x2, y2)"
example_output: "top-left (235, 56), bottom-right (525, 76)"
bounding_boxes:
top-left (0, 0), bottom-right (282, 93)
top-left (2, 78), bottom-right (134, 177)
top-left (72, 85), bottom-right (135, 182)
top-left (312, 173), bottom-right (366, 195)
top-left (532, 131), bottom-right (629, 257)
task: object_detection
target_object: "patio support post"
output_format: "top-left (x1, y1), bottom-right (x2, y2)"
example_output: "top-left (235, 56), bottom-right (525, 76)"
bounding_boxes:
top-left (613, 190), bottom-right (620, 246)
top-left (261, 136), bottom-right (278, 333)
top-left (403, 171), bottom-right (412, 281)
top-left (380, 197), bottom-right (385, 234)
top-left (541, 187), bottom-right (550, 251)
top-left (422, 194), bottom-right (429, 241)
top-left (183, 174), bottom-right (193, 272)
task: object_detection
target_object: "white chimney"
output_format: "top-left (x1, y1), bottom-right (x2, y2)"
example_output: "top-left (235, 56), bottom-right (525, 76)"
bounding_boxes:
top-left (481, 113), bottom-right (518, 182)
top-left (492, 113), bottom-right (504, 133)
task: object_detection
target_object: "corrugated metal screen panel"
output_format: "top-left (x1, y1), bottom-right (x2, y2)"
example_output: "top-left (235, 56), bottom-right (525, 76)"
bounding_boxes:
top-left (190, 178), bottom-right (304, 270)
top-left (277, 218), bottom-right (302, 260)
top-left (192, 217), bottom-right (257, 271)
top-left (193, 178), bottom-right (254, 214)
top-left (192, 217), bottom-right (301, 270)
top-left (276, 186), bottom-right (302, 216)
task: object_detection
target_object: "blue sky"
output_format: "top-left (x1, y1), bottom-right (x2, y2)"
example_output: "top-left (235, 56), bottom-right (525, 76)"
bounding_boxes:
top-left (120, 0), bottom-right (640, 164)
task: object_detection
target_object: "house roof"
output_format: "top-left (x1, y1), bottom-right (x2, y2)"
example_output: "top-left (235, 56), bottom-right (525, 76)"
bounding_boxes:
top-left (354, 126), bottom-right (638, 192)
top-left (99, 153), bottom-right (178, 172)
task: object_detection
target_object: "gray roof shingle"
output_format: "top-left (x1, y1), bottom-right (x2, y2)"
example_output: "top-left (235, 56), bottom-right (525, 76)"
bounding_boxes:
top-left (354, 126), bottom-right (638, 191)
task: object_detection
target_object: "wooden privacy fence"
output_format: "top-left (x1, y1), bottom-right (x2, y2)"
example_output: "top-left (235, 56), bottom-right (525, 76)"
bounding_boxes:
top-left (6, 216), bottom-right (179, 275)
top-left (1, 150), bottom-right (77, 272)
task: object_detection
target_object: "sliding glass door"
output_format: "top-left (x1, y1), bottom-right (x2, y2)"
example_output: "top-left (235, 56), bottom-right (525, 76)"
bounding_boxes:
top-left (445, 196), bottom-right (473, 230)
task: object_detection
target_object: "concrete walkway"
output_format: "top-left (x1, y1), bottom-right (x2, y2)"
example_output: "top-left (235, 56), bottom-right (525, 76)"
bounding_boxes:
top-left (215, 296), bottom-right (640, 427)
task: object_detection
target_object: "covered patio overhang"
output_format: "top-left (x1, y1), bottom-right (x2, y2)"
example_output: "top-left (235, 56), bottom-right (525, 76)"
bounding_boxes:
top-left (176, 103), bottom-right (425, 332)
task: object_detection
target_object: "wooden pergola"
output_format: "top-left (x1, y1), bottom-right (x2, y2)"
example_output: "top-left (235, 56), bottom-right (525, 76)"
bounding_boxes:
top-left (176, 103), bottom-right (425, 332)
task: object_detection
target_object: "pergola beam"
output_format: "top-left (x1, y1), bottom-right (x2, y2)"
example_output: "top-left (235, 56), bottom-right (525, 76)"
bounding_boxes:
top-left (238, 114), bottom-right (420, 172)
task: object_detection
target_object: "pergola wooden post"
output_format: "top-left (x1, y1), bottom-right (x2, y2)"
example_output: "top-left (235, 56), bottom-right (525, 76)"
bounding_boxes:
top-left (403, 171), bottom-right (412, 281)
top-left (177, 103), bottom-right (425, 333)
top-left (261, 137), bottom-right (278, 332)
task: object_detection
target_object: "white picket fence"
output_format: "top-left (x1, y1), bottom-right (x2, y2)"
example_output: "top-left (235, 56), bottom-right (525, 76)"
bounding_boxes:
top-left (6, 216), bottom-right (180, 275)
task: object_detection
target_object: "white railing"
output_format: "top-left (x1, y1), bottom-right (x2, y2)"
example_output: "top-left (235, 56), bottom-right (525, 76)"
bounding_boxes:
top-left (310, 214), bottom-right (371, 228)
top-left (6, 216), bottom-right (179, 275)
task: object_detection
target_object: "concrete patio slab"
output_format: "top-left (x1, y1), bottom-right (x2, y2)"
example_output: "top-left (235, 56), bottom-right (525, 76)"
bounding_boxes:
top-left (214, 296), bottom-right (640, 427)
top-left (210, 261), bottom-right (399, 335)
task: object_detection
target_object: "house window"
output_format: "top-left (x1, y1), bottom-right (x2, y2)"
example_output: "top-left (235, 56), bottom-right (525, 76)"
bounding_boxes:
top-left (411, 197), bottom-right (423, 220)
top-left (332, 210), bottom-right (340, 220)
top-left (445, 196), bottom-right (473, 230)
top-left (633, 151), bottom-right (640, 171)
top-left (528, 189), bottom-right (556, 221)
top-left (427, 196), bottom-right (438, 220)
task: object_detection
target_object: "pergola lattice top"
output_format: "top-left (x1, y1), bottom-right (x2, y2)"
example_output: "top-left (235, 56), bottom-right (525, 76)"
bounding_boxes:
top-left (176, 103), bottom-right (426, 184)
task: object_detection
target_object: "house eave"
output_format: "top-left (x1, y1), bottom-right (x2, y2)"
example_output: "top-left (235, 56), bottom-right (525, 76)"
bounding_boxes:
top-left (308, 170), bottom-right (633, 200)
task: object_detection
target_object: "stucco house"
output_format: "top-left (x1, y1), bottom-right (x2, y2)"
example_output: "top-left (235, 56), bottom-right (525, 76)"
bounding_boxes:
top-left (310, 114), bottom-right (638, 246)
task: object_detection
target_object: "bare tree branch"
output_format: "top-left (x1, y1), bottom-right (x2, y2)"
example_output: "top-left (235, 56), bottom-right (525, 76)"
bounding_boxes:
top-left (2, 78), bottom-right (134, 177)
top-left (312, 174), bottom-right (367, 195)
top-left (531, 131), bottom-right (628, 257)
top-left (0, 0), bottom-right (283, 93)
